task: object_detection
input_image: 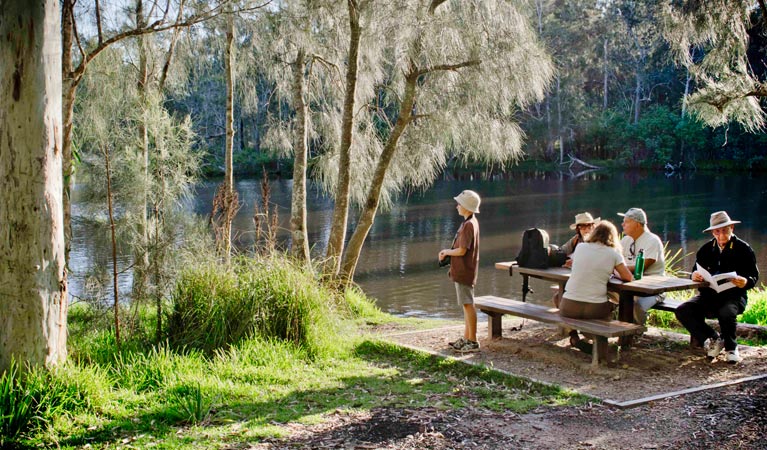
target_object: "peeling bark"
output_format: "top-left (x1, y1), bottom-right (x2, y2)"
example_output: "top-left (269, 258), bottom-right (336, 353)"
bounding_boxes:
top-left (1, 0), bottom-right (67, 372)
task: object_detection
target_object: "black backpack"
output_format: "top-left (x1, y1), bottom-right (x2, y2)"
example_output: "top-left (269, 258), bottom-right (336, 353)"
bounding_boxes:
top-left (515, 228), bottom-right (550, 269)
top-left (547, 244), bottom-right (568, 268)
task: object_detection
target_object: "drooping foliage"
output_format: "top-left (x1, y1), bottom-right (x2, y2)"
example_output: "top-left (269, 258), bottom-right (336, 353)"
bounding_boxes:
top-left (661, 0), bottom-right (766, 131)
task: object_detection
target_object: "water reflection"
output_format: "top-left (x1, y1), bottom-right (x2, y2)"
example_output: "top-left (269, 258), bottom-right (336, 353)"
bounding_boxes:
top-left (70, 171), bottom-right (767, 320)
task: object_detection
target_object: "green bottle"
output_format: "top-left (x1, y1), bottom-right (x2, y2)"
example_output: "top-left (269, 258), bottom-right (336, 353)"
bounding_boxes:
top-left (634, 249), bottom-right (645, 280)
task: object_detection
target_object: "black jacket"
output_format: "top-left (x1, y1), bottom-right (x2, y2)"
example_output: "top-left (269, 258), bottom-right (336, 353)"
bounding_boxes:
top-left (692, 235), bottom-right (759, 302)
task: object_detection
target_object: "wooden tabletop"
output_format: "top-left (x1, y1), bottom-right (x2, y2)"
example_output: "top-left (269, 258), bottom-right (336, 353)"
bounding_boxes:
top-left (494, 261), bottom-right (705, 295)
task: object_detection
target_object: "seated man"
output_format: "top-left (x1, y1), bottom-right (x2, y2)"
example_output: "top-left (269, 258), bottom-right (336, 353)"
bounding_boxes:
top-left (675, 211), bottom-right (759, 364)
top-left (617, 208), bottom-right (666, 324)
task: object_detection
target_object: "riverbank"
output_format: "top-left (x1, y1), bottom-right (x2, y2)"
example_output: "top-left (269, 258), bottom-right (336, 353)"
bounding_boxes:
top-left (200, 155), bottom-right (767, 179)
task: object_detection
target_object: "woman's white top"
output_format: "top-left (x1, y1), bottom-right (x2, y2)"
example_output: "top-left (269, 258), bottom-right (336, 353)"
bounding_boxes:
top-left (564, 242), bottom-right (625, 304)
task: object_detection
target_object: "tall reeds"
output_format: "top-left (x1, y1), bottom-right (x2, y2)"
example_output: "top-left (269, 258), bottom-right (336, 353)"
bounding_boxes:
top-left (167, 255), bottom-right (344, 357)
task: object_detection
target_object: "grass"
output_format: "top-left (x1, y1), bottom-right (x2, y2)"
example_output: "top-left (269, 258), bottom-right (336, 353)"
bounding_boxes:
top-left (6, 334), bottom-right (586, 449)
top-left (3, 255), bottom-right (589, 449)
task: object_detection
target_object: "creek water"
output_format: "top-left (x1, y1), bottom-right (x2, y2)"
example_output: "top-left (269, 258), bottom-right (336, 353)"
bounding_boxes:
top-left (70, 170), bottom-right (767, 319)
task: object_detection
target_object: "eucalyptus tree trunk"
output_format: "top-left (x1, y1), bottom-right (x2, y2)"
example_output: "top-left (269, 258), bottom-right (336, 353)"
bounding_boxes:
top-left (61, 0), bottom-right (76, 265)
top-left (290, 49), bottom-right (311, 263)
top-left (633, 68), bottom-right (641, 124)
top-left (325, 0), bottom-right (361, 275)
top-left (133, 0), bottom-right (150, 301)
top-left (681, 67), bottom-right (691, 118)
top-left (223, 10), bottom-right (236, 262)
top-left (556, 75), bottom-right (563, 163)
top-left (340, 72), bottom-right (419, 280)
top-left (0, 0), bottom-right (68, 372)
top-left (603, 38), bottom-right (608, 111)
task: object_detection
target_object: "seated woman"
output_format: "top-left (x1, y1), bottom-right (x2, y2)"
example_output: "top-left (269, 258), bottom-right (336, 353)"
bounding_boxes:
top-left (558, 220), bottom-right (634, 352)
top-left (561, 212), bottom-right (599, 268)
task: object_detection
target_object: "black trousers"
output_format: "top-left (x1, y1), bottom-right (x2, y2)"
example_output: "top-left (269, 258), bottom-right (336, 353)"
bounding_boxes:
top-left (675, 295), bottom-right (746, 351)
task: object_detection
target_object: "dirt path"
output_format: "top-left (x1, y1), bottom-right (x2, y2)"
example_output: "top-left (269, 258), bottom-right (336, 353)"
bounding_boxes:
top-left (384, 320), bottom-right (767, 405)
top-left (247, 379), bottom-right (766, 449)
top-left (246, 321), bottom-right (767, 449)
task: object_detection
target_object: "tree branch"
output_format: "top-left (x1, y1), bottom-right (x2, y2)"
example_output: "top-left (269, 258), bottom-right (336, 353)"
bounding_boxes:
top-left (428, 0), bottom-right (448, 15)
top-left (159, 0), bottom-right (186, 90)
top-left (311, 53), bottom-right (342, 80)
top-left (94, 0), bottom-right (103, 46)
top-left (71, 3), bottom-right (86, 68)
top-left (416, 59), bottom-right (481, 76)
top-left (72, 0), bottom-right (273, 85)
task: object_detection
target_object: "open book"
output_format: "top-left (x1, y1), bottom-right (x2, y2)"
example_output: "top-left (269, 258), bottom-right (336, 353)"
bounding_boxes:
top-left (696, 263), bottom-right (738, 293)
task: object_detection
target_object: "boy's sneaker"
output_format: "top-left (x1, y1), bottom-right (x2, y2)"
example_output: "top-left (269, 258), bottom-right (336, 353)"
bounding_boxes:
top-left (726, 349), bottom-right (742, 364)
top-left (706, 338), bottom-right (724, 360)
top-left (449, 337), bottom-right (467, 349)
top-left (456, 340), bottom-right (480, 353)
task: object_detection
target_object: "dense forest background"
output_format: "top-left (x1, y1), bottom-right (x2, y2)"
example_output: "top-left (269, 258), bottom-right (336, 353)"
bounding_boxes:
top-left (117, 0), bottom-right (767, 176)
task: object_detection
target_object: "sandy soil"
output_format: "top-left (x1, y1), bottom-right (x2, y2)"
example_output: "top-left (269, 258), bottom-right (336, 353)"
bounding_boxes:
top-left (384, 319), bottom-right (767, 405)
top-left (243, 321), bottom-right (767, 449)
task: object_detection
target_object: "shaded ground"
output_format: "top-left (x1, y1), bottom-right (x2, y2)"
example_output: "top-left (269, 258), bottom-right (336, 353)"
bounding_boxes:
top-left (246, 380), bottom-right (767, 449)
top-left (385, 320), bottom-right (767, 404)
top-left (243, 321), bottom-right (767, 449)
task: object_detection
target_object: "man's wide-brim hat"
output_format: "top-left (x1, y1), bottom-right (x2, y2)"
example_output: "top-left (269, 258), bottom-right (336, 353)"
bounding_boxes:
top-left (454, 190), bottom-right (481, 214)
top-left (703, 211), bottom-right (740, 232)
top-left (570, 212), bottom-right (600, 230)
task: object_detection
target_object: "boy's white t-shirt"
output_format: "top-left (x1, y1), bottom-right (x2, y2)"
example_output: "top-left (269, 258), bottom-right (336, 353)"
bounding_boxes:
top-left (564, 242), bottom-right (625, 304)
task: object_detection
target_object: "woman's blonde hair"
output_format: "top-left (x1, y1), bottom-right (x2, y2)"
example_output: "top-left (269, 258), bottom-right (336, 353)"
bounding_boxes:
top-left (586, 220), bottom-right (621, 251)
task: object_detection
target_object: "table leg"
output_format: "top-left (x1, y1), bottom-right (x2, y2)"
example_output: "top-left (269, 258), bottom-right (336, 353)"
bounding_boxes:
top-left (522, 274), bottom-right (529, 302)
top-left (618, 291), bottom-right (635, 347)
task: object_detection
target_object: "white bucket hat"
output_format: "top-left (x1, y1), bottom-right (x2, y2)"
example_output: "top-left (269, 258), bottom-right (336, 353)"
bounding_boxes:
top-left (703, 211), bottom-right (740, 232)
top-left (569, 212), bottom-right (600, 230)
top-left (454, 190), bottom-right (481, 214)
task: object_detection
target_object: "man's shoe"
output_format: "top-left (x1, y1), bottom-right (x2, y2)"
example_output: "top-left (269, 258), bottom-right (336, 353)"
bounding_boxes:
top-left (726, 349), bottom-right (742, 364)
top-left (449, 337), bottom-right (467, 349)
top-left (706, 338), bottom-right (724, 360)
top-left (456, 340), bottom-right (480, 353)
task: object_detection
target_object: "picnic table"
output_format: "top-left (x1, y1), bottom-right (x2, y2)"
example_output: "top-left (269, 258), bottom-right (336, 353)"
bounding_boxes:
top-left (493, 261), bottom-right (705, 347)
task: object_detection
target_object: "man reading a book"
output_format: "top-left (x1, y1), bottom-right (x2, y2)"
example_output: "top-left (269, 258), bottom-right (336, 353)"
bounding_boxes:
top-left (676, 211), bottom-right (759, 364)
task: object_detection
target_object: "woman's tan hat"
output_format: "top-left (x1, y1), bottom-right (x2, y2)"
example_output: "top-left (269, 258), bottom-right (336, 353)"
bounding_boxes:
top-left (569, 212), bottom-right (600, 230)
top-left (703, 211), bottom-right (740, 232)
top-left (454, 190), bottom-right (481, 214)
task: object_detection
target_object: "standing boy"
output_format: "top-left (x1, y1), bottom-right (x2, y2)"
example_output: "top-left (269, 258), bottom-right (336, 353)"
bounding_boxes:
top-left (439, 190), bottom-right (481, 352)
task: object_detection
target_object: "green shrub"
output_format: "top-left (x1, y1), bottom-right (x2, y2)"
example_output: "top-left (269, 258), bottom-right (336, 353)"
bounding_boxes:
top-left (167, 255), bottom-right (343, 358)
top-left (740, 287), bottom-right (767, 326)
top-left (0, 360), bottom-right (106, 444)
top-left (342, 285), bottom-right (390, 324)
top-left (166, 381), bottom-right (214, 424)
top-left (111, 345), bottom-right (196, 392)
top-left (0, 360), bottom-right (42, 442)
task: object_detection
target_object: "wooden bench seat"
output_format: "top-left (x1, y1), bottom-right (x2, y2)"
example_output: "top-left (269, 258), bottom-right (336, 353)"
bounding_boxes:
top-left (651, 298), bottom-right (684, 312)
top-left (474, 295), bottom-right (645, 367)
